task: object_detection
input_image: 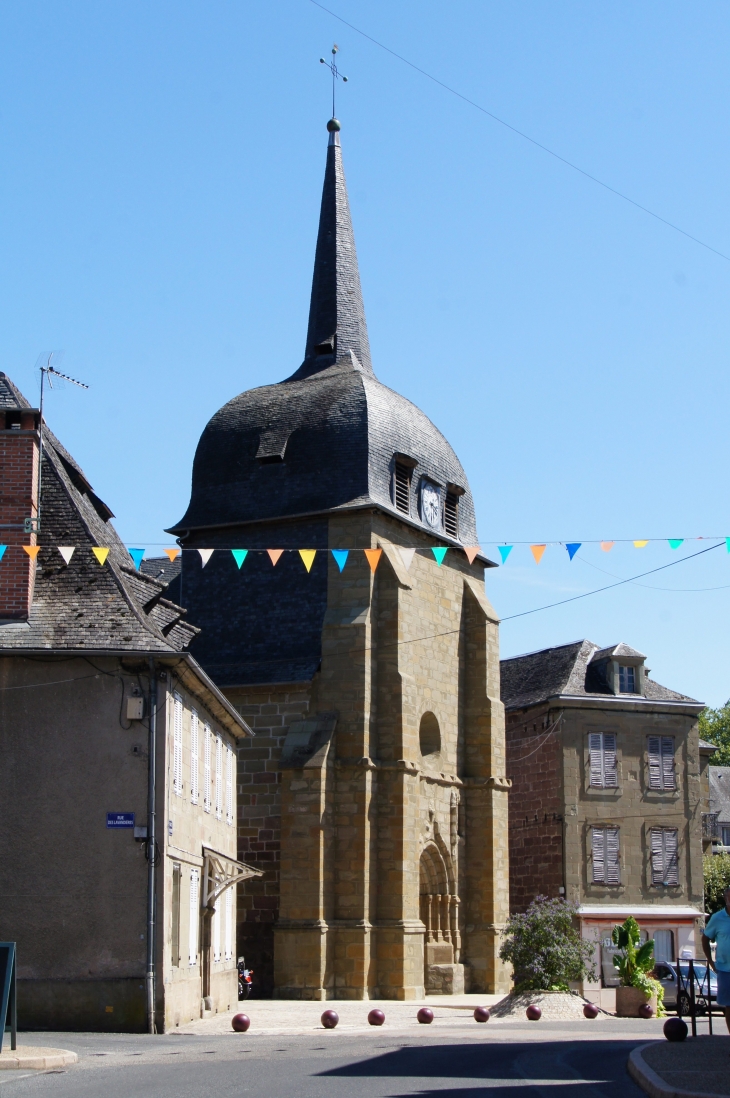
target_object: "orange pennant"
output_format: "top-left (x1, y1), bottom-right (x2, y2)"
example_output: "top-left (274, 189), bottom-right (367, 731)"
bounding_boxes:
top-left (530, 544), bottom-right (546, 564)
top-left (92, 547), bottom-right (110, 566)
top-left (600, 541), bottom-right (614, 552)
top-left (364, 548), bottom-right (382, 573)
top-left (464, 546), bottom-right (481, 564)
top-left (23, 545), bottom-right (40, 560)
top-left (164, 548), bottom-right (180, 562)
top-left (299, 549), bottom-right (316, 573)
top-left (267, 549), bottom-right (284, 566)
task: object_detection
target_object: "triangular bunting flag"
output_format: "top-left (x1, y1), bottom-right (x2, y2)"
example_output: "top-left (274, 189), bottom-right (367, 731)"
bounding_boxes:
top-left (299, 549), bottom-right (316, 573)
top-left (164, 548), bottom-right (180, 562)
top-left (231, 549), bottom-right (248, 569)
top-left (198, 549), bottom-right (214, 567)
top-left (0, 546), bottom-right (6, 562)
top-left (431, 547), bottom-right (448, 566)
top-left (398, 547), bottom-right (416, 570)
top-left (92, 547), bottom-right (110, 566)
top-left (634, 540), bottom-right (649, 548)
top-left (267, 549), bottom-right (284, 566)
top-left (600, 541), bottom-right (614, 552)
top-left (530, 544), bottom-right (546, 564)
top-left (498, 545), bottom-right (513, 564)
top-left (727, 537), bottom-right (730, 553)
top-left (128, 548), bottom-right (145, 571)
top-left (58, 546), bottom-right (75, 565)
top-left (566, 543), bottom-right (581, 560)
top-left (331, 549), bottom-right (349, 572)
top-left (668, 539), bottom-right (684, 550)
top-left (464, 546), bottom-right (481, 565)
top-left (364, 548), bottom-right (382, 573)
top-left (23, 545), bottom-right (40, 560)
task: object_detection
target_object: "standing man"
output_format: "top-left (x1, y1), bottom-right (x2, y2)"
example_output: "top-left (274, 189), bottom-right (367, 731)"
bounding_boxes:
top-left (702, 886), bottom-right (730, 1033)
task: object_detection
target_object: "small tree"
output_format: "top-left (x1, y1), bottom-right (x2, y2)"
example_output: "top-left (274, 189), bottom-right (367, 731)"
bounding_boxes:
top-left (611, 916), bottom-right (665, 1015)
top-left (699, 701), bottom-right (730, 766)
top-left (499, 896), bottom-right (596, 993)
top-left (704, 852), bottom-right (730, 915)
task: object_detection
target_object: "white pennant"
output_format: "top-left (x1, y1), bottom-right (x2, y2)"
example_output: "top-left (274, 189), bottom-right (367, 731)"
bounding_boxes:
top-left (198, 549), bottom-right (214, 568)
top-left (58, 546), bottom-right (75, 565)
top-left (398, 548), bottom-right (416, 571)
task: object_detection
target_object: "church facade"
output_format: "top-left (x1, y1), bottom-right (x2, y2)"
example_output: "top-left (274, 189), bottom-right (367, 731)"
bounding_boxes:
top-left (169, 118), bottom-right (510, 1000)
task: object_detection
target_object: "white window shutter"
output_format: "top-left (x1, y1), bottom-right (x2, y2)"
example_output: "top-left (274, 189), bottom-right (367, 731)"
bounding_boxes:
top-left (190, 710), bottom-right (199, 805)
top-left (648, 736), bottom-right (662, 789)
top-left (213, 897), bottom-right (221, 963)
top-left (606, 827), bottom-right (620, 884)
top-left (592, 827), bottom-right (605, 883)
top-left (589, 734), bottom-right (604, 788)
top-left (203, 725), bottom-right (211, 813)
top-left (172, 692), bottom-right (183, 797)
top-left (664, 828), bottom-right (679, 886)
top-left (189, 869), bottom-right (199, 965)
top-left (650, 828), bottom-right (664, 884)
top-left (226, 745), bottom-right (233, 827)
top-left (603, 734), bottom-right (618, 788)
top-left (225, 887), bottom-right (233, 962)
top-left (215, 735), bottom-right (223, 820)
top-left (661, 737), bottom-right (676, 791)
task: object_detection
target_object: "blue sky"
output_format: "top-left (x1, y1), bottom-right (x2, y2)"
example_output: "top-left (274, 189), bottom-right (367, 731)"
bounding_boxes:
top-left (1, 1), bottom-right (728, 706)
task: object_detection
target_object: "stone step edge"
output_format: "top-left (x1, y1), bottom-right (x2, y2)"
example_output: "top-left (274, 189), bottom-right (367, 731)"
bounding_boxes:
top-left (0, 1047), bottom-right (78, 1071)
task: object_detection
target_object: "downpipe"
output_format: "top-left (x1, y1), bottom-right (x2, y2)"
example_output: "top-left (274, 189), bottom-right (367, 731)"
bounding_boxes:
top-left (146, 658), bottom-right (158, 1034)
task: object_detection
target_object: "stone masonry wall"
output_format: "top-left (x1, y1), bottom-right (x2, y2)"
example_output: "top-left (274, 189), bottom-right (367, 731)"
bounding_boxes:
top-left (505, 707), bottom-right (564, 913)
top-left (226, 684), bottom-right (311, 997)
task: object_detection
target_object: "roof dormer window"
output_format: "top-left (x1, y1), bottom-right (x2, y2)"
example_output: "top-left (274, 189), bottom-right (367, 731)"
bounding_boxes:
top-left (618, 665), bottom-right (636, 694)
top-left (392, 454), bottom-right (417, 516)
top-left (444, 483), bottom-right (464, 539)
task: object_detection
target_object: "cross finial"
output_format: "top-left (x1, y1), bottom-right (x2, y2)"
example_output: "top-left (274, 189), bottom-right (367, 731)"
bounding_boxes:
top-left (319, 44), bottom-right (348, 121)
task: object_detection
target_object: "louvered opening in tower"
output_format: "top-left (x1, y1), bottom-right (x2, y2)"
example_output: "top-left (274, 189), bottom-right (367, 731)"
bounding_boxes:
top-left (394, 460), bottom-right (413, 515)
top-left (444, 491), bottom-right (459, 538)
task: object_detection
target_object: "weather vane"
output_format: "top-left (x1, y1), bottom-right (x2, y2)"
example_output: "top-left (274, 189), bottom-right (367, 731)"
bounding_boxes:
top-left (320, 44), bottom-right (347, 119)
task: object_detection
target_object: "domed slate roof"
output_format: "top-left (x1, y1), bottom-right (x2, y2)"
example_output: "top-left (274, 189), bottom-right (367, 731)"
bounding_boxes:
top-left (170, 123), bottom-right (480, 549)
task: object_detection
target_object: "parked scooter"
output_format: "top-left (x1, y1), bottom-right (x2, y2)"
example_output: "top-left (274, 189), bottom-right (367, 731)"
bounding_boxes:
top-left (238, 957), bottom-right (253, 1000)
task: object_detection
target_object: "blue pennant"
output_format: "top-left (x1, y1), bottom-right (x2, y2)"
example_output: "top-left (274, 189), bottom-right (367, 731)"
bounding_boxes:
top-left (128, 548), bottom-right (145, 570)
top-left (498, 545), bottom-right (513, 564)
top-left (331, 549), bottom-right (349, 572)
top-left (566, 543), bottom-right (581, 561)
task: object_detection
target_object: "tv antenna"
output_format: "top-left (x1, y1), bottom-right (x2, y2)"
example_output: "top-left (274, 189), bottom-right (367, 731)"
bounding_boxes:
top-left (320, 44), bottom-right (347, 119)
top-left (28, 352), bottom-right (89, 534)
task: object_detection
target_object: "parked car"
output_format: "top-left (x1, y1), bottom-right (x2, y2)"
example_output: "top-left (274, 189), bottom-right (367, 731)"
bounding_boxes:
top-left (654, 961), bottom-right (717, 1014)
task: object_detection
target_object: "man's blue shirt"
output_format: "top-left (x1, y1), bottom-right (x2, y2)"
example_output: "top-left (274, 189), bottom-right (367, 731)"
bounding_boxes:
top-left (704, 907), bottom-right (730, 971)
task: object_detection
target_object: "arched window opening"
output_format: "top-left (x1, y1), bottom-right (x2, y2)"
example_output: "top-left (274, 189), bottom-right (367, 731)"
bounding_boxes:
top-left (419, 712), bottom-right (441, 759)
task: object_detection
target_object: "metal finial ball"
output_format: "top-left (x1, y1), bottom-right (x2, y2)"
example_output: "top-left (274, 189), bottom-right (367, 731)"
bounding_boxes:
top-left (327, 117), bottom-right (341, 132)
top-left (320, 58), bottom-right (326, 63)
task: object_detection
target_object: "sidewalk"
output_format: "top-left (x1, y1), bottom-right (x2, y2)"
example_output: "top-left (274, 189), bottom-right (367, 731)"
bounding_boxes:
top-left (629, 1036), bottom-right (730, 1098)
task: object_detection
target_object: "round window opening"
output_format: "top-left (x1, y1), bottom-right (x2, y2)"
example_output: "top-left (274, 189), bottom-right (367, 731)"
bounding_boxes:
top-left (419, 712), bottom-right (441, 758)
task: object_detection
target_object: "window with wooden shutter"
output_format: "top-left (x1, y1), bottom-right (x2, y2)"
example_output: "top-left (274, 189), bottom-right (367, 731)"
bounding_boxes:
top-left (393, 459), bottom-right (413, 515)
top-left (189, 869), bottom-right (199, 965)
top-left (212, 897), bottom-right (221, 963)
top-left (225, 887), bottom-right (233, 962)
top-left (650, 827), bottom-right (679, 886)
top-left (173, 693), bottom-right (183, 797)
top-left (226, 744), bottom-right (234, 827)
top-left (171, 863), bottom-right (181, 968)
top-left (215, 734), bottom-right (223, 820)
top-left (190, 710), bottom-right (199, 805)
top-left (647, 736), bottom-right (676, 790)
top-left (591, 826), bottom-right (620, 884)
top-left (203, 724), bottom-right (212, 814)
top-left (588, 733), bottom-right (618, 788)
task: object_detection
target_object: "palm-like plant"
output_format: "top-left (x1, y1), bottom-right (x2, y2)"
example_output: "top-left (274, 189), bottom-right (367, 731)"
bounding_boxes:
top-left (612, 916), bottom-right (655, 988)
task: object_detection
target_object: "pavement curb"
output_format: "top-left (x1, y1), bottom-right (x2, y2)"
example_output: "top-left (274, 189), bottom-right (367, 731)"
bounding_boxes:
top-left (0, 1047), bottom-right (78, 1071)
top-left (628, 1043), bottom-right (727, 1098)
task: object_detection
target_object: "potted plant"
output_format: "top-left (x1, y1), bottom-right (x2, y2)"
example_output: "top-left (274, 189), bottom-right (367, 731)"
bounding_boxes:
top-left (500, 896), bottom-right (596, 994)
top-left (611, 917), bottom-right (664, 1016)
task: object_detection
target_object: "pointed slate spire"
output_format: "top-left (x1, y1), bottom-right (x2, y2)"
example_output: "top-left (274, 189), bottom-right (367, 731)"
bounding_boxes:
top-left (288, 119), bottom-right (373, 381)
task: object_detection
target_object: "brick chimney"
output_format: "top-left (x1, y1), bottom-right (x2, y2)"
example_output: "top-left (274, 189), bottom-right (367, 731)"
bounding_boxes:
top-left (0, 402), bottom-right (40, 620)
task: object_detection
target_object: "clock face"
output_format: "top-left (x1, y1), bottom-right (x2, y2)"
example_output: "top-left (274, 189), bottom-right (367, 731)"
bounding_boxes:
top-left (421, 482), bottom-right (441, 529)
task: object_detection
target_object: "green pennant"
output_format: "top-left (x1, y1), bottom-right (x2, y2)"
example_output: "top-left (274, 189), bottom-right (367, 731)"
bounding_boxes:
top-left (231, 549), bottom-right (248, 569)
top-left (668, 539), bottom-right (684, 550)
top-left (431, 547), bottom-right (448, 566)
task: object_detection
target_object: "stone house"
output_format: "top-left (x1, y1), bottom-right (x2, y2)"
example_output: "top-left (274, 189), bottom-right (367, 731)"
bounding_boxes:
top-left (166, 117), bottom-right (511, 1000)
top-left (502, 640), bottom-right (705, 1008)
top-left (704, 764), bottom-right (730, 853)
top-left (0, 373), bottom-right (257, 1032)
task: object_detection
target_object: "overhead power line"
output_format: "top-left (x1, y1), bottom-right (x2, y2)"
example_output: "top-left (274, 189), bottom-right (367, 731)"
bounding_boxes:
top-left (309, 0), bottom-right (730, 264)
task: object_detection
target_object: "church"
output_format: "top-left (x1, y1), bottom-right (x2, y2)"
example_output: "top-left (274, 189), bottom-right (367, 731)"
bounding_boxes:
top-left (169, 116), bottom-right (511, 1000)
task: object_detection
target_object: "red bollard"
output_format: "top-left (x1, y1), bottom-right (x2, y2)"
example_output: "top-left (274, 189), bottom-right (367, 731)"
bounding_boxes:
top-left (474, 1006), bottom-right (491, 1023)
top-left (368, 1009), bottom-right (385, 1026)
top-left (232, 1013), bottom-right (250, 1032)
top-left (321, 1009), bottom-right (339, 1029)
top-left (417, 1008), bottom-right (434, 1024)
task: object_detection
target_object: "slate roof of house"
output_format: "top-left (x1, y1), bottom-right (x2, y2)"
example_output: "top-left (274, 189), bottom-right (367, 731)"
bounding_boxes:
top-left (500, 639), bottom-right (702, 710)
top-left (0, 373), bottom-right (198, 654)
top-left (169, 121), bottom-right (484, 553)
top-left (140, 556), bottom-right (182, 586)
top-left (709, 766), bottom-right (730, 825)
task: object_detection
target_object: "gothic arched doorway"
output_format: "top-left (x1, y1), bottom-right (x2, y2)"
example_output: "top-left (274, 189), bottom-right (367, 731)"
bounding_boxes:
top-left (419, 842), bottom-right (459, 982)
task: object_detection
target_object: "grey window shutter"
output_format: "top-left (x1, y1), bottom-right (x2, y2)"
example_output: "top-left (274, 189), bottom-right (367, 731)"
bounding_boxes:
top-left (603, 734), bottom-right (618, 787)
top-left (606, 827), bottom-right (620, 884)
top-left (664, 829), bottom-right (679, 886)
top-left (650, 828), bottom-right (664, 884)
top-left (592, 827), bottom-right (606, 883)
top-left (648, 736), bottom-right (662, 789)
top-left (661, 737), bottom-right (676, 791)
top-left (589, 733), bottom-right (604, 787)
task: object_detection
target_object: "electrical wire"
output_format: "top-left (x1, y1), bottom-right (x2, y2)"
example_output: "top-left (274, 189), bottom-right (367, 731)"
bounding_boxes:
top-left (574, 553), bottom-right (730, 593)
top-left (308, 0), bottom-right (730, 264)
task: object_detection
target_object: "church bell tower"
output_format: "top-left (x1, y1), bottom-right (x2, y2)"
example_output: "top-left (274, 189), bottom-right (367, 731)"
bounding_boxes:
top-left (169, 117), bottom-right (510, 1000)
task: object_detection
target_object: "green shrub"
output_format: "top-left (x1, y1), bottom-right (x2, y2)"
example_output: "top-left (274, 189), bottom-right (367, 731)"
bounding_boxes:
top-left (704, 852), bottom-right (730, 915)
top-left (499, 896), bottom-right (596, 992)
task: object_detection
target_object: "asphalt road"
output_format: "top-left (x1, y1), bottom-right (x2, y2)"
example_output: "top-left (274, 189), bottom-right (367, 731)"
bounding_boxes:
top-left (0, 1026), bottom-right (651, 1098)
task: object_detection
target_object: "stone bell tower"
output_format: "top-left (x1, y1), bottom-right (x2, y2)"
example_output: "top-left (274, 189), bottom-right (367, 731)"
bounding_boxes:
top-left (169, 117), bottom-right (511, 1000)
